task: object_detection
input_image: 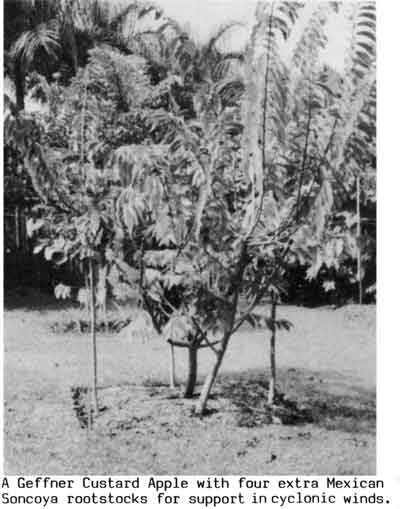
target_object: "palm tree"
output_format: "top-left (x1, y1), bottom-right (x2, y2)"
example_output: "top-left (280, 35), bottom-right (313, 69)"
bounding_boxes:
top-left (60, 0), bottom-right (163, 69)
top-left (4, 0), bottom-right (62, 111)
top-left (130, 19), bottom-right (245, 118)
top-left (4, 0), bottom-right (164, 111)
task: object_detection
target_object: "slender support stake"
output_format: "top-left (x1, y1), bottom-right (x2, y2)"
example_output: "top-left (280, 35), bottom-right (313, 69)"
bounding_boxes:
top-left (89, 259), bottom-right (99, 419)
top-left (267, 296), bottom-right (277, 406)
top-left (356, 174), bottom-right (362, 304)
top-left (103, 299), bottom-right (108, 335)
top-left (169, 342), bottom-right (176, 389)
top-left (14, 206), bottom-right (20, 283)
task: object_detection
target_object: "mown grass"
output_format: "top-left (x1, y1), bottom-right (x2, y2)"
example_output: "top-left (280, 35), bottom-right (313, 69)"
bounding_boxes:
top-left (3, 295), bottom-right (376, 474)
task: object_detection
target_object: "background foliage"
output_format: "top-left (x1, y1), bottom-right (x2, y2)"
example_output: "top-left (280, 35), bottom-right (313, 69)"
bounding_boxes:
top-left (4, 0), bottom-right (376, 308)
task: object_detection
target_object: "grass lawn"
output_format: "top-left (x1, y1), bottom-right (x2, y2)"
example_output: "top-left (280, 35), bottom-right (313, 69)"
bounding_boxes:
top-left (3, 295), bottom-right (376, 475)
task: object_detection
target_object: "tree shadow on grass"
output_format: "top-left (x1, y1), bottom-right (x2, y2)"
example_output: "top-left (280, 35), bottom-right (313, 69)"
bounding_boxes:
top-left (214, 368), bottom-right (375, 433)
top-left (4, 286), bottom-right (72, 311)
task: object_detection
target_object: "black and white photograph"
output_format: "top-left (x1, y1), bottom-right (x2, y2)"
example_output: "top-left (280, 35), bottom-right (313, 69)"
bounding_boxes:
top-left (3, 0), bottom-right (377, 475)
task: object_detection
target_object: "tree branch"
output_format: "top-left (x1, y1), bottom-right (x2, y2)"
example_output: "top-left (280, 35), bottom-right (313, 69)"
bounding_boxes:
top-left (191, 316), bottom-right (220, 355)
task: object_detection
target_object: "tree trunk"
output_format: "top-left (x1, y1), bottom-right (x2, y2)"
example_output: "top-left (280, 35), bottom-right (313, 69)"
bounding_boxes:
top-left (356, 174), bottom-right (362, 304)
top-left (169, 342), bottom-right (176, 389)
top-left (89, 260), bottom-right (99, 419)
top-left (195, 245), bottom-right (248, 415)
top-left (68, 29), bottom-right (79, 74)
top-left (195, 347), bottom-right (224, 414)
top-left (14, 64), bottom-right (25, 112)
top-left (267, 298), bottom-right (277, 405)
top-left (195, 330), bottom-right (233, 414)
top-left (183, 345), bottom-right (198, 398)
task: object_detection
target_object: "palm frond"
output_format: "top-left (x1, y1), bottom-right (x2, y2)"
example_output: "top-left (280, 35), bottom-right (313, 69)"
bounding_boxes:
top-left (109, 2), bottom-right (141, 29)
top-left (203, 21), bottom-right (245, 57)
top-left (11, 22), bottom-right (60, 68)
top-left (344, 2), bottom-right (376, 84)
top-left (109, 1), bottom-right (162, 31)
top-left (219, 51), bottom-right (244, 63)
top-left (157, 17), bottom-right (186, 37)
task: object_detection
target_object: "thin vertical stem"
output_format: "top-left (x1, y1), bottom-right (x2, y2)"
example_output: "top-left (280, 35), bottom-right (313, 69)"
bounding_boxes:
top-left (89, 259), bottom-right (99, 418)
top-left (104, 299), bottom-right (108, 335)
top-left (356, 175), bottom-right (362, 304)
top-left (80, 71), bottom-right (88, 167)
top-left (169, 342), bottom-right (176, 389)
top-left (15, 206), bottom-right (20, 249)
top-left (268, 295), bottom-right (277, 405)
top-left (14, 206), bottom-right (20, 285)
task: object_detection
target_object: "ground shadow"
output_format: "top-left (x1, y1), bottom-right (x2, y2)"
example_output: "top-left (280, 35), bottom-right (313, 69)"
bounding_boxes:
top-left (213, 367), bottom-right (375, 433)
top-left (4, 287), bottom-right (72, 311)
